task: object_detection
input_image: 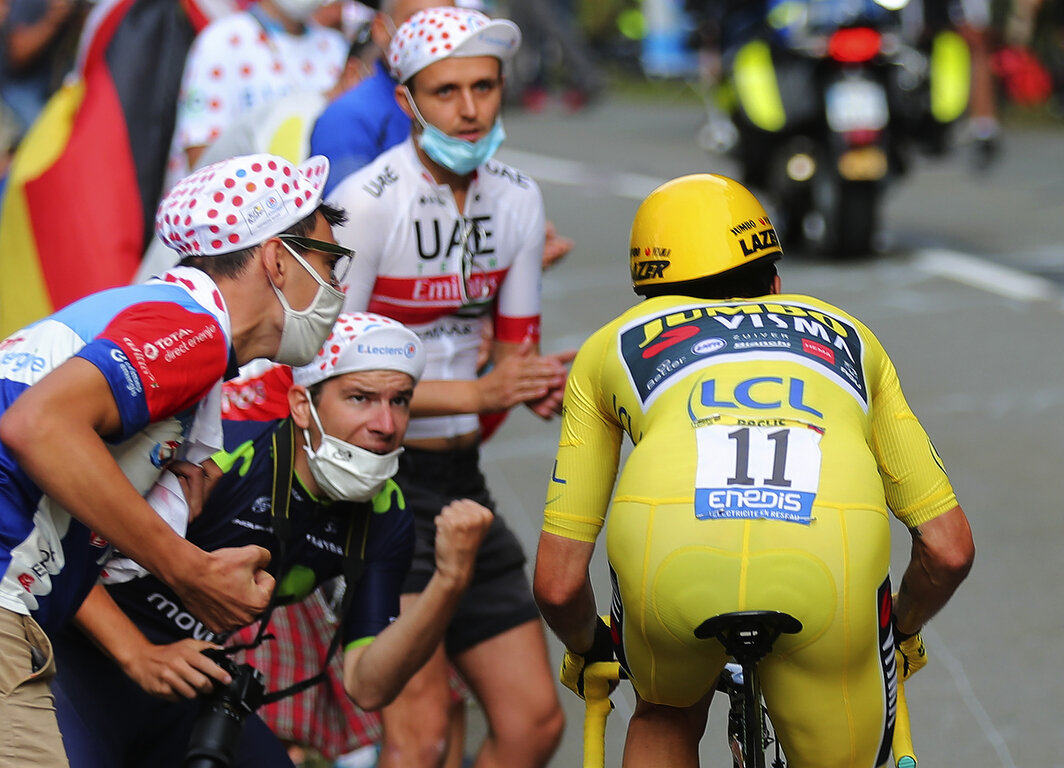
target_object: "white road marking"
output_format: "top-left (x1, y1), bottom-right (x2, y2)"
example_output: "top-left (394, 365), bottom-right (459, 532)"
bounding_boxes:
top-left (498, 149), bottom-right (665, 201)
top-left (924, 626), bottom-right (1018, 768)
top-left (912, 249), bottom-right (1059, 303)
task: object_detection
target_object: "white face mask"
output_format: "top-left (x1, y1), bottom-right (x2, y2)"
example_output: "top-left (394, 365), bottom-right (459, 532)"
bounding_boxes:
top-left (302, 398), bottom-right (403, 502)
top-left (272, 0), bottom-right (325, 23)
top-left (270, 241), bottom-right (345, 367)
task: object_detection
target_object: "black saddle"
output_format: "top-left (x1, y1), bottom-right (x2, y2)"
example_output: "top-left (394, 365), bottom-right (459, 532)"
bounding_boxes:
top-left (695, 610), bottom-right (803, 665)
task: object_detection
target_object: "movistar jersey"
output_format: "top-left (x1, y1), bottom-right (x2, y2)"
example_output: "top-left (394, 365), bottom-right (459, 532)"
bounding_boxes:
top-left (0, 268), bottom-right (234, 632)
top-left (328, 137), bottom-right (545, 441)
top-left (105, 419), bottom-right (414, 649)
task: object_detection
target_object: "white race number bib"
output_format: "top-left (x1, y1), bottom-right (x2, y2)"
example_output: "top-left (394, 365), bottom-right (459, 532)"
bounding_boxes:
top-left (694, 423), bottom-right (823, 524)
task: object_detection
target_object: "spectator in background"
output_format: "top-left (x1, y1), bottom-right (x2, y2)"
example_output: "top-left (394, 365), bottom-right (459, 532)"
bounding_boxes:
top-left (507, 0), bottom-right (603, 112)
top-left (311, 0), bottom-right (449, 195)
top-left (0, 84), bottom-right (16, 197)
top-left (329, 9), bottom-right (570, 766)
top-left (958, 0), bottom-right (1002, 167)
top-left (922, 0), bottom-right (1002, 167)
top-left (311, 0), bottom-right (574, 268)
top-left (0, 150), bottom-right (349, 766)
top-left (52, 312), bottom-right (494, 768)
top-left (137, 34), bottom-right (378, 288)
top-left (0, 0), bottom-right (14, 193)
top-left (0, 0), bottom-right (84, 137)
top-left (166, 0), bottom-right (348, 185)
top-left (313, 0), bottom-right (374, 43)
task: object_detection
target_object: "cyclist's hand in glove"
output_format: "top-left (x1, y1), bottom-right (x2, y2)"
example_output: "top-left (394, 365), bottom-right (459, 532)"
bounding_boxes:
top-left (560, 615), bottom-right (614, 699)
top-left (895, 632), bottom-right (927, 681)
top-left (891, 592), bottom-right (927, 681)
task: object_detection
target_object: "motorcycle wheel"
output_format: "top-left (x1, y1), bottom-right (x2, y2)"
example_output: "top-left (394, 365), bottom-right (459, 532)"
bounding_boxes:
top-left (808, 176), bottom-right (880, 258)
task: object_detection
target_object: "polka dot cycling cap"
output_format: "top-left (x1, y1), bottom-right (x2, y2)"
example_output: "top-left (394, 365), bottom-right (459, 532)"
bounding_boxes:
top-left (387, 7), bottom-right (521, 84)
top-left (292, 312), bottom-right (426, 388)
top-left (156, 153), bottom-right (331, 257)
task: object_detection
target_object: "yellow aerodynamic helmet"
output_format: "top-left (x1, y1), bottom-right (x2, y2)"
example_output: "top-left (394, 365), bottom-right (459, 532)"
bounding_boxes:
top-left (629, 174), bottom-right (782, 296)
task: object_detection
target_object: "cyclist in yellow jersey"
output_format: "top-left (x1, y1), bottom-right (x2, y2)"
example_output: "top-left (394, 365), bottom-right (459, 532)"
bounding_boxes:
top-left (533, 175), bottom-right (975, 768)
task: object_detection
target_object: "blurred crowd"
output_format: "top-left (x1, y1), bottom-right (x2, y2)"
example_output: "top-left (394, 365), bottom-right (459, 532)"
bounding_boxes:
top-left (2, 0), bottom-right (1063, 195)
top-left (0, 0), bottom-right (613, 200)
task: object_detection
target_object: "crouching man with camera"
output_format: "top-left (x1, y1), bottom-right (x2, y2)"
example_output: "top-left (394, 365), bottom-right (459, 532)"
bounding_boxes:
top-left (51, 313), bottom-right (493, 768)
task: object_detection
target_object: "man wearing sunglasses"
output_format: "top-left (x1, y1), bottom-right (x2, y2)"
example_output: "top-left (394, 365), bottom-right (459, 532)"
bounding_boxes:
top-left (0, 152), bottom-right (347, 766)
top-left (50, 312), bottom-right (494, 768)
top-left (327, 8), bottom-right (571, 768)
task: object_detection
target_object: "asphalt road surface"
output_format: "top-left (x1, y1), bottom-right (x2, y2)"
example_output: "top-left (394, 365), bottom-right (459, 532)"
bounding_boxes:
top-left (459, 92), bottom-right (1064, 768)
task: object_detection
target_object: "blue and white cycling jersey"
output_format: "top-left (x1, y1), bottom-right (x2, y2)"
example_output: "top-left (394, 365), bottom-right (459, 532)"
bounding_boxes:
top-left (0, 267), bottom-right (234, 632)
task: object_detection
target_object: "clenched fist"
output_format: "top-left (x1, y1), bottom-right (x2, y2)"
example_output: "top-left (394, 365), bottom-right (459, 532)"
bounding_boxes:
top-left (433, 499), bottom-right (493, 590)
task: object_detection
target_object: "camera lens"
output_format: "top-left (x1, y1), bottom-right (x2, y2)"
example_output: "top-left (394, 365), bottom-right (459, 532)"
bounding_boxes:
top-left (185, 653), bottom-right (265, 768)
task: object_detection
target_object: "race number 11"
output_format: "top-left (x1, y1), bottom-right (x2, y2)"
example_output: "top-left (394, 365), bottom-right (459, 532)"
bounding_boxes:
top-left (694, 424), bottom-right (823, 524)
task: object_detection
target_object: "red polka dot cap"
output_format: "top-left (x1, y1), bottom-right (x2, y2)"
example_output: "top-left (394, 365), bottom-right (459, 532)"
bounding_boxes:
top-left (292, 312), bottom-right (426, 388)
top-left (156, 153), bottom-right (331, 257)
top-left (387, 6), bottom-right (521, 84)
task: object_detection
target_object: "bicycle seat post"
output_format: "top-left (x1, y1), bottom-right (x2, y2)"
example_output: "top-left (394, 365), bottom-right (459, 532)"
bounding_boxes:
top-left (695, 611), bottom-right (803, 768)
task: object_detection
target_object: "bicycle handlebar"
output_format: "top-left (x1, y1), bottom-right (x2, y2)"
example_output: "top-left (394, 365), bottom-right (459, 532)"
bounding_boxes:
top-left (582, 661), bottom-right (623, 768)
top-left (893, 679), bottom-right (918, 768)
top-left (581, 661), bottom-right (918, 768)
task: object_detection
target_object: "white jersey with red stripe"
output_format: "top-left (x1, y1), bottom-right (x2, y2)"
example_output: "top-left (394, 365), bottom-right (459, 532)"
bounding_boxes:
top-left (328, 138), bottom-right (545, 441)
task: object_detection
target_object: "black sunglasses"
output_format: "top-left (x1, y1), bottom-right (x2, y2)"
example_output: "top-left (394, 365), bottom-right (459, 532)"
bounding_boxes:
top-left (276, 234), bottom-right (355, 283)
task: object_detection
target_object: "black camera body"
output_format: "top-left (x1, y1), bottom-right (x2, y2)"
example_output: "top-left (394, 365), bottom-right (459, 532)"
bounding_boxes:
top-left (184, 649), bottom-right (266, 768)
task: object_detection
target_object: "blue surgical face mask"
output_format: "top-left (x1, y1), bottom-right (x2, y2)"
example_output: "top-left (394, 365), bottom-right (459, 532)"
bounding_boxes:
top-left (403, 86), bottom-right (506, 175)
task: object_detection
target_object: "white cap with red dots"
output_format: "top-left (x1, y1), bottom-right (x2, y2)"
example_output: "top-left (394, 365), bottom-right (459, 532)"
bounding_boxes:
top-left (291, 312), bottom-right (426, 388)
top-left (387, 6), bottom-right (520, 84)
top-left (155, 153), bottom-right (331, 257)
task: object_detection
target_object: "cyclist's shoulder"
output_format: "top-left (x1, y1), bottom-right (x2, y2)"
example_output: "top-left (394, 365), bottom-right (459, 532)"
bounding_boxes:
top-left (360, 480), bottom-right (415, 553)
top-left (210, 418), bottom-right (282, 488)
top-left (479, 156), bottom-right (543, 200)
top-left (329, 140), bottom-right (418, 205)
top-left (768, 293), bottom-right (874, 330)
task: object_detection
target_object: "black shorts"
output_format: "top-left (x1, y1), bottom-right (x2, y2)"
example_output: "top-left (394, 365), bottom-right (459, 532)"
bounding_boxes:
top-left (396, 445), bottom-right (541, 655)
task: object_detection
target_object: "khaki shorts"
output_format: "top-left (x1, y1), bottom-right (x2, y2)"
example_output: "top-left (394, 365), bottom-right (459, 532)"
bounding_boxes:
top-left (0, 608), bottom-right (69, 767)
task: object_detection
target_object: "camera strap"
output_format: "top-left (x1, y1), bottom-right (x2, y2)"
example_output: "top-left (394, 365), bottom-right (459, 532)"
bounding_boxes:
top-left (228, 418), bottom-right (296, 653)
top-left (227, 418), bottom-right (372, 704)
top-left (261, 506), bottom-right (369, 704)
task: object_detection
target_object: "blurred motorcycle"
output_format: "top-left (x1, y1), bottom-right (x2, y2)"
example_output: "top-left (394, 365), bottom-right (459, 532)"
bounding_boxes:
top-left (699, 0), bottom-right (972, 256)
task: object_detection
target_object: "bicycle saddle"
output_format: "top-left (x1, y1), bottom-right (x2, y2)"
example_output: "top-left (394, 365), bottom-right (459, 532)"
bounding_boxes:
top-left (695, 610), bottom-right (803, 663)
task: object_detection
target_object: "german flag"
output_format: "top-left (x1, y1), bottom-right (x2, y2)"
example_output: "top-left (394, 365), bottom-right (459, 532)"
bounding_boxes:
top-left (0, 0), bottom-right (207, 337)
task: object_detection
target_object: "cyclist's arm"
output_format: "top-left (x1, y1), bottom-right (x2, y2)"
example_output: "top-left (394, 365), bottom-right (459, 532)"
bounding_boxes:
top-left (533, 532), bottom-right (598, 653)
top-left (864, 331), bottom-right (975, 633)
top-left (72, 585), bottom-right (229, 700)
top-left (893, 504), bottom-right (974, 636)
top-left (533, 332), bottom-right (619, 652)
